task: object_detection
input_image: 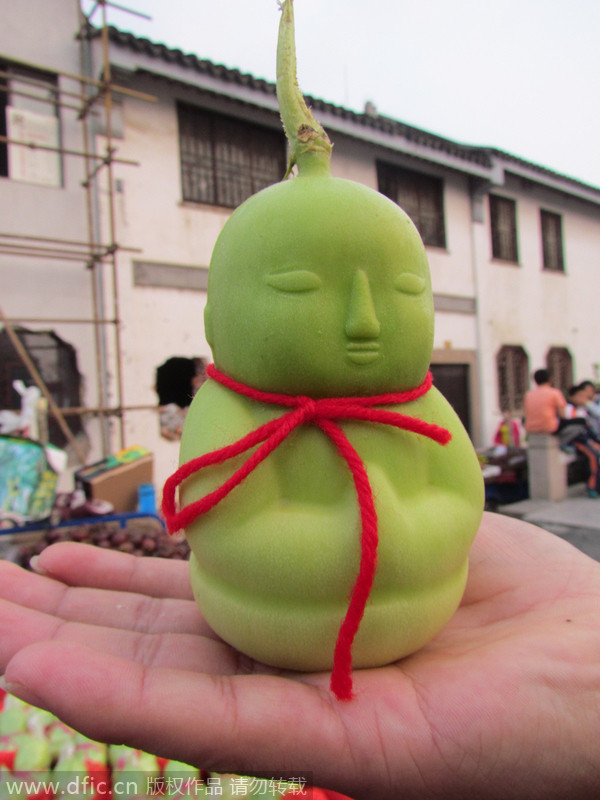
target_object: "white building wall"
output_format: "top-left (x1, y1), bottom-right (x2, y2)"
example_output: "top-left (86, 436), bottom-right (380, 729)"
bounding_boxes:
top-left (96, 80), bottom-right (256, 485)
top-left (0, 0), bottom-right (106, 479)
top-left (328, 135), bottom-right (378, 187)
top-left (434, 312), bottom-right (477, 351)
top-left (429, 172), bottom-right (477, 300)
top-left (562, 202), bottom-right (600, 378)
top-left (475, 174), bottom-right (600, 444)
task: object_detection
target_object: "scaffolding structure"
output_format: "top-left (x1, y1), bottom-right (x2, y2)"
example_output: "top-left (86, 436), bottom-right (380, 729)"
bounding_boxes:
top-left (0, 0), bottom-right (156, 464)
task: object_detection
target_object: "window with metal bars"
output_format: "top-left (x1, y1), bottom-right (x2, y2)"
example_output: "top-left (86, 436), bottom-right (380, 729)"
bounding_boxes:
top-left (546, 346), bottom-right (572, 394)
top-left (540, 209), bottom-right (565, 272)
top-left (177, 103), bottom-right (286, 208)
top-left (497, 345), bottom-right (529, 413)
top-left (376, 161), bottom-right (446, 247)
top-left (489, 195), bottom-right (519, 263)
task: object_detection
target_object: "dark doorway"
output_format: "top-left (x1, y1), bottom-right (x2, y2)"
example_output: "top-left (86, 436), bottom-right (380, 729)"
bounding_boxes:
top-left (430, 363), bottom-right (472, 438)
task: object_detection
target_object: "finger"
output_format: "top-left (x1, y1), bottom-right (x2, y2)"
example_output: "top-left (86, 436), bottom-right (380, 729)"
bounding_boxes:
top-left (3, 642), bottom-right (361, 795)
top-left (0, 598), bottom-right (241, 675)
top-left (0, 559), bottom-right (214, 637)
top-left (32, 541), bottom-right (194, 600)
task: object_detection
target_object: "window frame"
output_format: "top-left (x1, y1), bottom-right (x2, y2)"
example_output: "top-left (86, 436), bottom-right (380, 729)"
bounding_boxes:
top-left (546, 346), bottom-right (573, 394)
top-left (540, 208), bottom-right (565, 272)
top-left (376, 161), bottom-right (446, 248)
top-left (489, 194), bottom-right (519, 264)
top-left (177, 102), bottom-right (286, 209)
top-left (0, 59), bottom-right (61, 185)
top-left (496, 344), bottom-right (529, 414)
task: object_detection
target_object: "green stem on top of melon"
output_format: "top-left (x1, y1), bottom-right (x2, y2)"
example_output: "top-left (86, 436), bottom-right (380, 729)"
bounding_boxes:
top-left (277, 0), bottom-right (332, 178)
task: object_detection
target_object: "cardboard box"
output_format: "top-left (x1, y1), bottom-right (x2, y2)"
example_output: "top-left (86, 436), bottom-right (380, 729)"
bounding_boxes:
top-left (76, 448), bottom-right (154, 513)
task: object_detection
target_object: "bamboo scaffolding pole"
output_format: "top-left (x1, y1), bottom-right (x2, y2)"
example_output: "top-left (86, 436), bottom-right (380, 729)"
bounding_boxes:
top-left (0, 232), bottom-right (104, 249)
top-left (3, 317), bottom-right (117, 325)
top-left (0, 248), bottom-right (140, 265)
top-left (84, 0), bottom-right (151, 24)
top-left (97, 0), bottom-right (126, 449)
top-left (0, 135), bottom-right (138, 165)
top-left (0, 72), bottom-right (96, 105)
top-left (57, 403), bottom-right (157, 416)
top-left (76, 0), bottom-right (112, 455)
top-left (2, 53), bottom-right (157, 103)
top-left (0, 249), bottom-right (103, 264)
top-left (0, 86), bottom-right (92, 116)
top-left (0, 243), bottom-right (107, 259)
top-left (77, 87), bottom-right (106, 121)
top-left (81, 148), bottom-right (119, 185)
top-left (0, 306), bottom-right (88, 464)
top-left (0, 231), bottom-right (142, 254)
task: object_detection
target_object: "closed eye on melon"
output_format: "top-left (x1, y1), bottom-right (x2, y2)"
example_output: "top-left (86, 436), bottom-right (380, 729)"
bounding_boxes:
top-left (266, 270), bottom-right (322, 293)
top-left (394, 272), bottom-right (426, 294)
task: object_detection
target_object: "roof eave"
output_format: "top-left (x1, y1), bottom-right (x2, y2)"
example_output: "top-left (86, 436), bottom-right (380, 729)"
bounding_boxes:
top-left (98, 26), bottom-right (600, 204)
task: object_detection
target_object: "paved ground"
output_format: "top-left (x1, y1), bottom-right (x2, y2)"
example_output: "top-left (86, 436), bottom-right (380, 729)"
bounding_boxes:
top-left (498, 484), bottom-right (600, 561)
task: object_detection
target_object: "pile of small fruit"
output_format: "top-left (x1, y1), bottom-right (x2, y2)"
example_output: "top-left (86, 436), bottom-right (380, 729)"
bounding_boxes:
top-left (16, 517), bottom-right (190, 569)
top-left (0, 688), bottom-right (335, 798)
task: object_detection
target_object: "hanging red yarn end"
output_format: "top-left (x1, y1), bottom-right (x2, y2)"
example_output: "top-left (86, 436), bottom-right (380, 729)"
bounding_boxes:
top-left (317, 418), bottom-right (379, 700)
top-left (162, 364), bottom-right (451, 700)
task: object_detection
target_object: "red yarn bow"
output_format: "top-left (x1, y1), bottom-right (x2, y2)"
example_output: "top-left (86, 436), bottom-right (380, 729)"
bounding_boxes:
top-left (162, 364), bottom-right (451, 700)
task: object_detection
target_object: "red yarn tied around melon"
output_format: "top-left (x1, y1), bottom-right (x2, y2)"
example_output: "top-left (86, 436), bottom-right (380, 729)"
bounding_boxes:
top-left (162, 364), bottom-right (451, 700)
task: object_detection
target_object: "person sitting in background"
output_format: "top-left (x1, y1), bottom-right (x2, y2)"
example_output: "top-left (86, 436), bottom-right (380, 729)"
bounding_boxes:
top-left (565, 384), bottom-right (589, 420)
top-left (523, 369), bottom-right (567, 434)
top-left (578, 380), bottom-right (600, 437)
top-left (523, 371), bottom-right (591, 475)
top-left (565, 384), bottom-right (600, 499)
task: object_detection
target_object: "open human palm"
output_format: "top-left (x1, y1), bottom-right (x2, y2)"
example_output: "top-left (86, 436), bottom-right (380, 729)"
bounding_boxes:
top-left (1, 512), bottom-right (599, 799)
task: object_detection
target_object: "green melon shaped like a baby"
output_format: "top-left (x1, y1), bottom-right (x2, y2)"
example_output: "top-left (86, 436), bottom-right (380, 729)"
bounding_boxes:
top-left (178, 0), bottom-right (484, 675)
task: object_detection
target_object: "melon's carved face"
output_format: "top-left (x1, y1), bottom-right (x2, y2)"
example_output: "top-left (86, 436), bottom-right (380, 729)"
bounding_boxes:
top-left (205, 176), bottom-right (434, 397)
